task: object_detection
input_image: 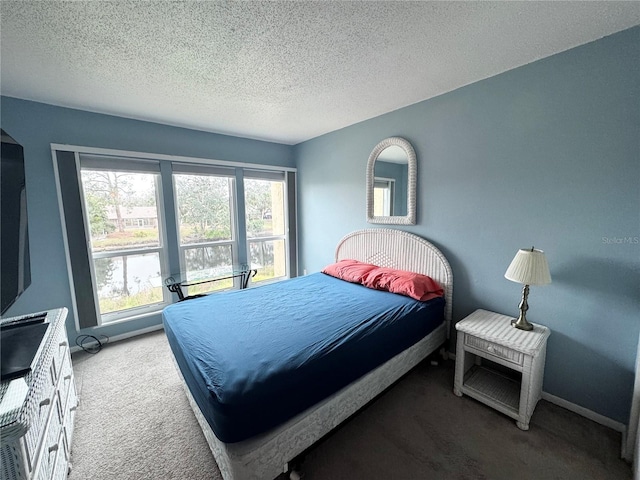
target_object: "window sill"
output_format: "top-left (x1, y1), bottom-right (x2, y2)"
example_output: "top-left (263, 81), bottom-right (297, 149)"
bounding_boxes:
top-left (98, 305), bottom-right (167, 327)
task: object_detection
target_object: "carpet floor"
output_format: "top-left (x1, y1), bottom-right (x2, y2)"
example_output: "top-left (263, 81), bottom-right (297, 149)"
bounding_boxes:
top-left (69, 329), bottom-right (631, 480)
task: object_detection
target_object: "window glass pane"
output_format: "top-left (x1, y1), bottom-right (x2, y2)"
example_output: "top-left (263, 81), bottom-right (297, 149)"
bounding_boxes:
top-left (174, 174), bottom-right (233, 244)
top-left (68, 153), bottom-right (294, 327)
top-left (249, 239), bottom-right (286, 283)
top-left (80, 170), bottom-right (160, 252)
top-left (374, 184), bottom-right (391, 216)
top-left (183, 245), bottom-right (233, 295)
top-left (95, 253), bottom-right (164, 316)
top-left (244, 179), bottom-right (285, 238)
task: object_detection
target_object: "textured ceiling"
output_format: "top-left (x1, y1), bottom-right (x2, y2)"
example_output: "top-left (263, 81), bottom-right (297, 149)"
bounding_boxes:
top-left (1, 1), bottom-right (639, 145)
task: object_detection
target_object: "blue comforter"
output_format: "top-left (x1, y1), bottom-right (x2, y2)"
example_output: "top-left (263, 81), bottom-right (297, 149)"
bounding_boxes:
top-left (163, 272), bottom-right (444, 443)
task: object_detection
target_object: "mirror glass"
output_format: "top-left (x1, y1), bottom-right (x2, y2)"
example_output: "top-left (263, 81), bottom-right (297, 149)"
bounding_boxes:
top-left (366, 137), bottom-right (416, 225)
top-left (373, 145), bottom-right (408, 217)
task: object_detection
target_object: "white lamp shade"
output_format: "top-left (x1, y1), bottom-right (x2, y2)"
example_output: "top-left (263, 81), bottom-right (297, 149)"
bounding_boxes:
top-left (504, 248), bottom-right (551, 286)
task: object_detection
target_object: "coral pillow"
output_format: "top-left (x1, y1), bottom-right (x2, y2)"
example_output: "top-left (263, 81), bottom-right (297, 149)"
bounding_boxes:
top-left (322, 259), bottom-right (379, 283)
top-left (362, 267), bottom-right (444, 301)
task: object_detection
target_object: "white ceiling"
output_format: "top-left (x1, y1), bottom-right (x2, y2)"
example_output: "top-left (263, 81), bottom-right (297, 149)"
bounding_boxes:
top-left (1, 1), bottom-right (639, 145)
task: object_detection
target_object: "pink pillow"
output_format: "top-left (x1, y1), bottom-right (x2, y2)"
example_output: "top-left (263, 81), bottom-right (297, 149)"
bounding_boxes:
top-left (362, 267), bottom-right (444, 301)
top-left (322, 259), bottom-right (379, 283)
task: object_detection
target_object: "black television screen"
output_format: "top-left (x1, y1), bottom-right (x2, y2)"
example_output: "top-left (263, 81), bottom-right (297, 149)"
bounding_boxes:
top-left (1, 129), bottom-right (31, 315)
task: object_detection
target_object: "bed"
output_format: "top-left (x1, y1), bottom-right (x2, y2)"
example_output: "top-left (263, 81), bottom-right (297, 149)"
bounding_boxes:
top-left (163, 228), bottom-right (453, 480)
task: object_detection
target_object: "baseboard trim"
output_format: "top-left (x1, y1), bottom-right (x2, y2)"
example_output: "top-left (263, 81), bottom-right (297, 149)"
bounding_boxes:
top-left (541, 391), bottom-right (628, 460)
top-left (70, 324), bottom-right (165, 353)
top-left (541, 391), bottom-right (625, 433)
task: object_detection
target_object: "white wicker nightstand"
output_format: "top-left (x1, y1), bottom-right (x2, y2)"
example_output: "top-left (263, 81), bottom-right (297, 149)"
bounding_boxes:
top-left (453, 309), bottom-right (550, 430)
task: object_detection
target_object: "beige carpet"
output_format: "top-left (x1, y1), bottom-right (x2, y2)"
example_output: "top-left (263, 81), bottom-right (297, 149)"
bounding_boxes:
top-left (69, 330), bottom-right (631, 480)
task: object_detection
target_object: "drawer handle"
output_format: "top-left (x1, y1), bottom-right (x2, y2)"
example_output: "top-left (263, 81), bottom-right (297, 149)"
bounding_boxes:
top-left (49, 443), bottom-right (59, 453)
top-left (70, 405), bottom-right (78, 412)
top-left (59, 341), bottom-right (68, 347)
top-left (64, 374), bottom-right (72, 381)
top-left (39, 397), bottom-right (51, 407)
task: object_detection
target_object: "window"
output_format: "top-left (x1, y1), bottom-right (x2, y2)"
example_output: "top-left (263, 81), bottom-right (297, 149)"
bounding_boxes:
top-left (79, 162), bottom-right (169, 322)
top-left (56, 148), bottom-right (296, 328)
top-left (374, 178), bottom-right (395, 216)
top-left (173, 171), bottom-right (236, 296)
top-left (244, 172), bottom-right (287, 283)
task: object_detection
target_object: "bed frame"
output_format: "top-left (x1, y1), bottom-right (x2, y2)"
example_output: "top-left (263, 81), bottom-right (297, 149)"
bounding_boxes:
top-left (170, 228), bottom-right (453, 480)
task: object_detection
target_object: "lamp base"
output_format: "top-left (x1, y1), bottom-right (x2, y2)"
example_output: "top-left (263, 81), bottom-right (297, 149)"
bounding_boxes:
top-left (512, 284), bottom-right (534, 331)
top-left (511, 317), bottom-right (534, 331)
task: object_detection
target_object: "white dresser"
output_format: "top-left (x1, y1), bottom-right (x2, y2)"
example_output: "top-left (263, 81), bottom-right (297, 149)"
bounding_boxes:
top-left (0, 308), bottom-right (77, 480)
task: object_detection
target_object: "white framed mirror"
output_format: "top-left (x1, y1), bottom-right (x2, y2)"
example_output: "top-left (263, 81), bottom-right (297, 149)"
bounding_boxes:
top-left (366, 137), bottom-right (416, 225)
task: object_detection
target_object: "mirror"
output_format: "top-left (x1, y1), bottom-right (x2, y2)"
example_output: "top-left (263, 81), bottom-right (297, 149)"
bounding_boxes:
top-left (366, 137), bottom-right (416, 225)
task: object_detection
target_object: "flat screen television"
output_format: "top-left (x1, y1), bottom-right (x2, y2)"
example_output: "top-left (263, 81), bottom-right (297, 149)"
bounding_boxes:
top-left (1, 129), bottom-right (31, 316)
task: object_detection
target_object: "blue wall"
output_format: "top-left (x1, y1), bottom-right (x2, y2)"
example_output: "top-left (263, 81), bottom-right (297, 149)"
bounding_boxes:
top-left (1, 97), bottom-right (294, 342)
top-left (295, 27), bottom-right (640, 424)
top-left (1, 27), bottom-right (638, 426)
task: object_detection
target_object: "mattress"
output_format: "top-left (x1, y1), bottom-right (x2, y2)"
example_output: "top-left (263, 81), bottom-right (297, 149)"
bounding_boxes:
top-left (163, 272), bottom-right (444, 443)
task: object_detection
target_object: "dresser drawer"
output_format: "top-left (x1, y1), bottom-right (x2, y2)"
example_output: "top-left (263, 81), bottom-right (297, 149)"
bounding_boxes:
top-left (50, 429), bottom-right (69, 480)
top-left (465, 334), bottom-right (524, 366)
top-left (36, 397), bottom-right (64, 480)
top-left (23, 380), bottom-right (56, 472)
top-left (59, 354), bottom-right (75, 415)
top-left (50, 331), bottom-right (69, 383)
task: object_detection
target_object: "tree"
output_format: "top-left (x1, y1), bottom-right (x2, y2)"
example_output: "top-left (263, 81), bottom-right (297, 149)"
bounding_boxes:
top-left (81, 170), bottom-right (135, 233)
top-left (81, 170), bottom-right (140, 297)
top-left (175, 175), bottom-right (232, 241)
top-left (85, 192), bottom-right (115, 236)
top-left (244, 179), bottom-right (271, 237)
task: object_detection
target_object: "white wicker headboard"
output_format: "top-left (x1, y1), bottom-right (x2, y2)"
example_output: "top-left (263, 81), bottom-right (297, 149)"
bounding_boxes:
top-left (335, 229), bottom-right (453, 335)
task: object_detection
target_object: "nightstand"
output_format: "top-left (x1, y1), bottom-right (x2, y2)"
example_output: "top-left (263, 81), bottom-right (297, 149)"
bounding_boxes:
top-left (453, 309), bottom-right (550, 430)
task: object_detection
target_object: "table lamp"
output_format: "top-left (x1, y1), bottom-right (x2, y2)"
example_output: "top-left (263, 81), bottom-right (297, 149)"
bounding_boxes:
top-left (504, 247), bottom-right (551, 331)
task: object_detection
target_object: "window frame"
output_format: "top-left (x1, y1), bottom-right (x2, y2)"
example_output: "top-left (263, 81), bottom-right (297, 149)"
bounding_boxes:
top-left (52, 144), bottom-right (296, 330)
top-left (78, 162), bottom-right (171, 325)
top-left (244, 173), bottom-right (290, 285)
top-left (172, 170), bottom-right (240, 295)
